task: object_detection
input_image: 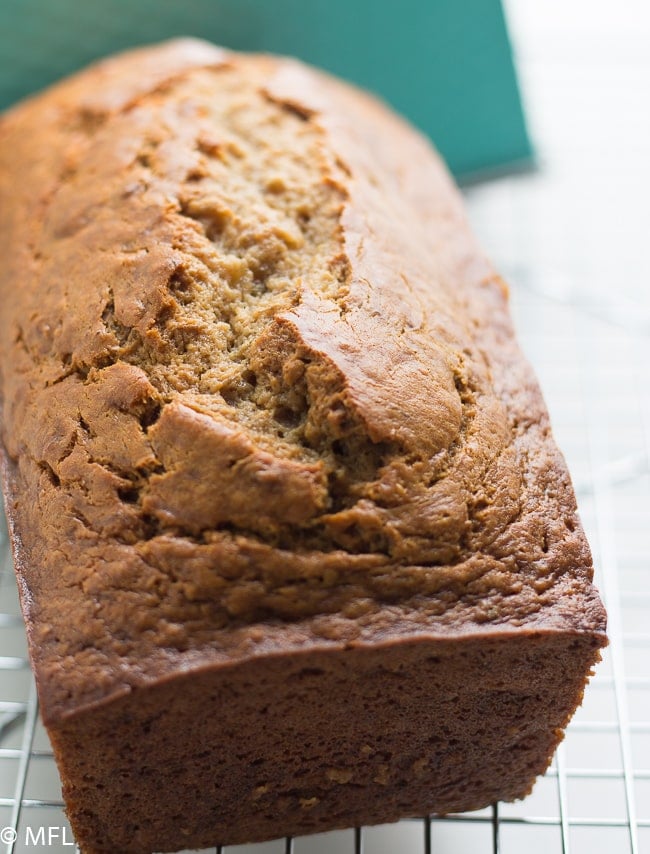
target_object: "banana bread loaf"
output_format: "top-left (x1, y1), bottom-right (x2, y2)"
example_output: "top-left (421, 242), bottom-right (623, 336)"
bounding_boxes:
top-left (0, 39), bottom-right (607, 853)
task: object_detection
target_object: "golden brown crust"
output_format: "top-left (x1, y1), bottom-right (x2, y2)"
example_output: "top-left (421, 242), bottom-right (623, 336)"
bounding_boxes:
top-left (0, 38), bottom-right (606, 851)
top-left (47, 632), bottom-right (602, 853)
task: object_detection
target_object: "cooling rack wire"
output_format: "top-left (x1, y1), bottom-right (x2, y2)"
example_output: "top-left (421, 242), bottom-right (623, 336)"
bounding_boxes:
top-left (1, 1), bottom-right (649, 852)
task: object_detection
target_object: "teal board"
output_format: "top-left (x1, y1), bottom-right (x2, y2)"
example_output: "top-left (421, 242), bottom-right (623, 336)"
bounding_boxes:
top-left (0, 0), bottom-right (532, 178)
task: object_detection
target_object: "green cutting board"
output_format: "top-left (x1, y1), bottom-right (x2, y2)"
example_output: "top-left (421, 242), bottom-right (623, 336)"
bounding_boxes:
top-left (0, 0), bottom-right (531, 179)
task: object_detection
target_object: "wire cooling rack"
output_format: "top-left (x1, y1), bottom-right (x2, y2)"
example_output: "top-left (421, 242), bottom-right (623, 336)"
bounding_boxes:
top-left (1, 2), bottom-right (650, 852)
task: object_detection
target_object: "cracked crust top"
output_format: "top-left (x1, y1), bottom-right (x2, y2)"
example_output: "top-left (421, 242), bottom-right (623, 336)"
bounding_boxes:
top-left (0, 39), bottom-right (606, 720)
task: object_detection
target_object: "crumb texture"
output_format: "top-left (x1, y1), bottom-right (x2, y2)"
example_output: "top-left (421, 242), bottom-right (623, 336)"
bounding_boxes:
top-left (0, 40), bottom-right (606, 715)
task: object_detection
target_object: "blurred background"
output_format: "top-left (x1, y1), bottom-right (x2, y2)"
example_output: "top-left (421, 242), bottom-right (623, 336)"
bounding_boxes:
top-left (0, 1), bottom-right (649, 853)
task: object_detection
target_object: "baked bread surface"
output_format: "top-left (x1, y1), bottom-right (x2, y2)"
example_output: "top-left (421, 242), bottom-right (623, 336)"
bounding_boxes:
top-left (0, 39), bottom-right (606, 853)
